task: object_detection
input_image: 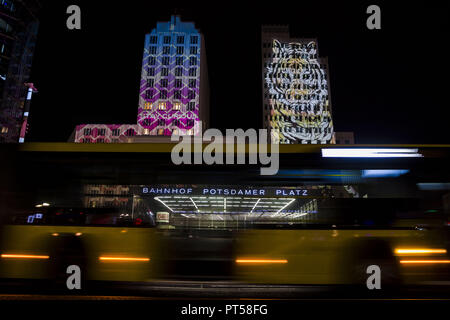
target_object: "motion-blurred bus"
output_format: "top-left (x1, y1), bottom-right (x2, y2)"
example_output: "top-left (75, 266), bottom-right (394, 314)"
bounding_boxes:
top-left (0, 144), bottom-right (449, 290)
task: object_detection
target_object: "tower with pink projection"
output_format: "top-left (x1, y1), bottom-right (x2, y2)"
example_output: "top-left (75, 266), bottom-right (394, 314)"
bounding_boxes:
top-left (73, 16), bottom-right (209, 143)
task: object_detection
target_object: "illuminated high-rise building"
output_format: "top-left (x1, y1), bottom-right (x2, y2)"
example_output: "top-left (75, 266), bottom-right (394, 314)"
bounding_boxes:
top-left (73, 15), bottom-right (209, 143)
top-left (261, 25), bottom-right (334, 144)
top-left (0, 0), bottom-right (40, 143)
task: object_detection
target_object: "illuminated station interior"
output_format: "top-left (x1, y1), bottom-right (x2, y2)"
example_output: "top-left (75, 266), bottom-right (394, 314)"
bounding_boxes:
top-left (83, 183), bottom-right (362, 228)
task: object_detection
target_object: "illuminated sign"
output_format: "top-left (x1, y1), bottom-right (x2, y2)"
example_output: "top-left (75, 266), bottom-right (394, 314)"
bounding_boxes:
top-left (141, 186), bottom-right (310, 197)
top-left (27, 213), bottom-right (43, 224)
top-left (156, 212), bottom-right (170, 223)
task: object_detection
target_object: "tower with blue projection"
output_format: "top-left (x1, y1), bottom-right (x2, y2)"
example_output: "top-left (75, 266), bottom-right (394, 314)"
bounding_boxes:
top-left (73, 16), bottom-right (209, 143)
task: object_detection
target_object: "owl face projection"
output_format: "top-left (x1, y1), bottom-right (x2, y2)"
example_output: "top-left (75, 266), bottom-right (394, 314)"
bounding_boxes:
top-left (265, 40), bottom-right (333, 144)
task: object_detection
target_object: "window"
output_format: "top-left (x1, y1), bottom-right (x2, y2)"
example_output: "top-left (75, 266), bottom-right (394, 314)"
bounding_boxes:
top-left (176, 46), bottom-right (184, 55)
top-left (83, 128), bottom-right (92, 136)
top-left (98, 128), bottom-right (106, 136)
top-left (145, 90), bottom-right (153, 99)
top-left (189, 68), bottom-right (197, 77)
top-left (158, 119), bottom-right (165, 126)
top-left (1, 127), bottom-right (8, 134)
top-left (150, 36), bottom-right (158, 44)
top-left (175, 68), bottom-right (183, 76)
top-left (161, 68), bottom-right (169, 76)
top-left (149, 46), bottom-right (157, 54)
top-left (188, 90), bottom-right (196, 99)
top-left (144, 102), bottom-right (152, 110)
top-left (157, 129), bottom-right (164, 135)
top-left (147, 68), bottom-right (155, 76)
top-left (163, 36), bottom-right (171, 44)
top-left (189, 79), bottom-right (196, 88)
top-left (160, 79), bottom-right (168, 87)
top-left (174, 90), bottom-right (181, 99)
top-left (177, 35), bottom-right (185, 44)
top-left (160, 90), bottom-right (168, 99)
top-left (147, 78), bottom-right (154, 87)
top-left (111, 139), bottom-right (119, 143)
top-left (189, 57), bottom-right (197, 66)
top-left (175, 78), bottom-right (182, 88)
top-left (190, 36), bottom-right (198, 44)
top-left (158, 102), bottom-right (166, 110)
top-left (112, 129), bottom-right (120, 136)
top-left (187, 119), bottom-right (195, 126)
top-left (176, 57), bottom-right (183, 65)
top-left (162, 57), bottom-right (170, 65)
top-left (82, 138), bottom-right (90, 143)
top-left (97, 138), bottom-right (105, 143)
top-left (163, 46), bottom-right (170, 54)
top-left (173, 102), bottom-right (181, 110)
top-left (187, 102), bottom-right (195, 111)
top-left (142, 119), bottom-right (150, 126)
top-left (190, 46), bottom-right (197, 55)
top-left (148, 57), bottom-right (156, 65)
top-left (126, 129), bottom-right (135, 136)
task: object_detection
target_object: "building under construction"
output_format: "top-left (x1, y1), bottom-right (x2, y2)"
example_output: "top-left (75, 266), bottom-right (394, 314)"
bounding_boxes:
top-left (0, 0), bottom-right (41, 143)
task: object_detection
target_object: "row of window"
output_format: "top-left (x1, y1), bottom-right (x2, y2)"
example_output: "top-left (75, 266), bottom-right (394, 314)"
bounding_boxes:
top-left (147, 78), bottom-right (197, 88)
top-left (149, 128), bottom-right (194, 136)
top-left (149, 46), bottom-right (198, 55)
top-left (264, 53), bottom-right (318, 59)
top-left (145, 89), bottom-right (197, 100)
top-left (264, 83), bottom-right (327, 90)
top-left (271, 126), bottom-right (333, 134)
top-left (82, 128), bottom-right (136, 137)
top-left (268, 115), bottom-right (332, 122)
top-left (142, 119), bottom-right (196, 127)
top-left (83, 128), bottom-right (106, 136)
top-left (265, 93), bottom-right (329, 100)
top-left (147, 67), bottom-right (197, 77)
top-left (143, 101), bottom-right (196, 111)
top-left (81, 128), bottom-right (196, 142)
top-left (262, 42), bottom-right (316, 49)
top-left (264, 104), bottom-right (329, 112)
top-left (148, 56), bottom-right (197, 66)
top-left (150, 35), bottom-right (199, 45)
top-left (265, 72), bottom-right (325, 80)
top-left (82, 138), bottom-right (120, 143)
top-left (275, 139), bottom-right (331, 144)
top-left (265, 63), bottom-right (327, 70)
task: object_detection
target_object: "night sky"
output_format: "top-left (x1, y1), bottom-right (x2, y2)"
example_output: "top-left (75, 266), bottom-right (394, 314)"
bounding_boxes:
top-left (27, 1), bottom-right (449, 144)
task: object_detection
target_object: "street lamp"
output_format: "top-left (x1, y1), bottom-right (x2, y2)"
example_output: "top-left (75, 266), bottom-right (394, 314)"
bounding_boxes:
top-left (35, 202), bottom-right (50, 208)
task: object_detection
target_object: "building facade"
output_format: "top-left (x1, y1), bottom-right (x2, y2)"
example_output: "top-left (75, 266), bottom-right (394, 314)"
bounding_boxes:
top-left (0, 0), bottom-right (40, 143)
top-left (262, 25), bottom-right (334, 144)
top-left (73, 15), bottom-right (209, 143)
top-left (334, 131), bottom-right (355, 144)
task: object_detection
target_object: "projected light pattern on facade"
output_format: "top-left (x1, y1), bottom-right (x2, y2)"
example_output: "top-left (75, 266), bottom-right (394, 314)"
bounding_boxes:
top-left (73, 16), bottom-right (207, 143)
top-left (263, 35), bottom-right (334, 144)
top-left (137, 16), bottom-right (202, 136)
